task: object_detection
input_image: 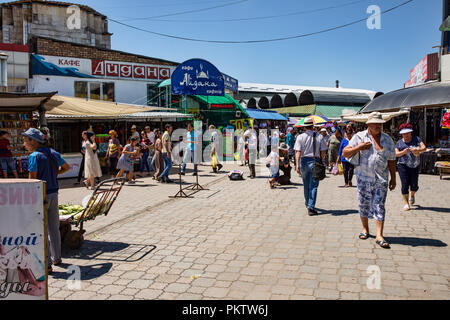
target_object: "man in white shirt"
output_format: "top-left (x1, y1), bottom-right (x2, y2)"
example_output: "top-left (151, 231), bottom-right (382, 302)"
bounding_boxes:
top-left (294, 118), bottom-right (328, 216)
top-left (244, 126), bottom-right (258, 179)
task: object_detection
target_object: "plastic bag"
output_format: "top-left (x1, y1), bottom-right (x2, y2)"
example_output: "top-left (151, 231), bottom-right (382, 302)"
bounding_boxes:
top-left (211, 154), bottom-right (218, 168)
top-left (338, 163), bottom-right (344, 175)
top-left (332, 163), bottom-right (339, 175)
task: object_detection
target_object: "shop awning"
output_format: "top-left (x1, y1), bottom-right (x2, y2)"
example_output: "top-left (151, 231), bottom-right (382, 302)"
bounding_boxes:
top-left (271, 105), bottom-right (316, 116)
top-left (315, 105), bottom-right (363, 119)
top-left (244, 109), bottom-right (288, 121)
top-left (0, 92), bottom-right (57, 112)
top-left (361, 81), bottom-right (450, 113)
top-left (46, 111), bottom-right (193, 121)
top-left (341, 109), bottom-right (410, 123)
top-left (43, 95), bottom-right (173, 117)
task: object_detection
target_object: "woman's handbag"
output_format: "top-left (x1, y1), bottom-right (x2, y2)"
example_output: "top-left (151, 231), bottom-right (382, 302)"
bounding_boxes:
top-left (332, 163), bottom-right (339, 176)
top-left (312, 133), bottom-right (326, 181)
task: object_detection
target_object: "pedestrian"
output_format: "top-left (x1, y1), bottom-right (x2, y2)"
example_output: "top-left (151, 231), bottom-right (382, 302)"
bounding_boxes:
top-left (395, 123), bottom-right (427, 211)
top-left (139, 131), bottom-right (151, 177)
top-left (105, 130), bottom-right (120, 179)
top-left (258, 129), bottom-right (268, 159)
top-left (83, 132), bottom-right (102, 190)
top-left (210, 125), bottom-right (223, 173)
top-left (182, 123), bottom-right (198, 176)
top-left (130, 125), bottom-right (139, 139)
top-left (116, 136), bottom-right (139, 184)
top-left (145, 126), bottom-right (155, 145)
top-left (148, 128), bottom-right (158, 172)
top-left (286, 127), bottom-right (296, 166)
top-left (0, 130), bottom-right (19, 178)
top-left (294, 117), bottom-right (328, 216)
top-left (267, 143), bottom-right (279, 189)
top-left (278, 143), bottom-right (292, 185)
top-left (160, 124), bottom-right (173, 183)
top-left (328, 129), bottom-right (343, 173)
top-left (22, 128), bottom-right (70, 273)
top-left (244, 126), bottom-right (257, 178)
top-left (342, 112), bottom-right (396, 249)
top-left (153, 131), bottom-right (164, 182)
top-left (75, 131), bottom-right (87, 185)
top-left (320, 128), bottom-right (330, 168)
top-left (338, 126), bottom-right (355, 187)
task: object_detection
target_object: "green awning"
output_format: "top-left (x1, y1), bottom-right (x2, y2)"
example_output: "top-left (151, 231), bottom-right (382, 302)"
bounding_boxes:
top-left (272, 105), bottom-right (316, 116)
top-left (315, 105), bottom-right (362, 119)
top-left (158, 79), bottom-right (171, 88)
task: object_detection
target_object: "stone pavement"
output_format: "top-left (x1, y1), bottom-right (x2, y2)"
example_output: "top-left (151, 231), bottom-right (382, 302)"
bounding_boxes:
top-left (50, 162), bottom-right (450, 300)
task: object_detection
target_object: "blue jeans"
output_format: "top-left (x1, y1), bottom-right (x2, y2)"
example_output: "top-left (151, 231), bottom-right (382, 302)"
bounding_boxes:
top-left (140, 151), bottom-right (150, 173)
top-left (161, 153), bottom-right (172, 180)
top-left (181, 148), bottom-right (198, 174)
top-left (147, 155), bottom-right (155, 172)
top-left (0, 157), bottom-right (17, 174)
top-left (300, 157), bottom-right (320, 210)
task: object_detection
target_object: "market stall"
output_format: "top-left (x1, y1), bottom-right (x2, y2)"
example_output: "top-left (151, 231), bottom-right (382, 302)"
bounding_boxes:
top-left (0, 92), bottom-right (56, 178)
top-left (43, 95), bottom-right (193, 178)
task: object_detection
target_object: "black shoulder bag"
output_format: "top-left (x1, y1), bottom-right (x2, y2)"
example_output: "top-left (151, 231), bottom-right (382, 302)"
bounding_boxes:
top-left (312, 132), bottom-right (326, 181)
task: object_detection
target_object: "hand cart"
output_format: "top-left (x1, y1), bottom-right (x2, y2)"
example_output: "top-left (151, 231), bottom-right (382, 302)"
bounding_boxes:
top-left (59, 178), bottom-right (126, 250)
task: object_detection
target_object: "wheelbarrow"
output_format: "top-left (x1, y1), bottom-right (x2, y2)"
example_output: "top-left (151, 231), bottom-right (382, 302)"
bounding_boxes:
top-left (59, 178), bottom-right (126, 250)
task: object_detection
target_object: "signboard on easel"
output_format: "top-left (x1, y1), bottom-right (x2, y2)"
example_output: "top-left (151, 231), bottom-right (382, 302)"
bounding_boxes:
top-left (0, 180), bottom-right (47, 300)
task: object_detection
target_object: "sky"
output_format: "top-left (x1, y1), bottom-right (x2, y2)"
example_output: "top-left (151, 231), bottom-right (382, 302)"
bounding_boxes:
top-left (2, 0), bottom-right (444, 93)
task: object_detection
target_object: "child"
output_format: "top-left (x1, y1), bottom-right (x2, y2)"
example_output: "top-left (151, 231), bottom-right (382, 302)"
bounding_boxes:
top-left (267, 145), bottom-right (280, 189)
top-left (0, 131), bottom-right (19, 178)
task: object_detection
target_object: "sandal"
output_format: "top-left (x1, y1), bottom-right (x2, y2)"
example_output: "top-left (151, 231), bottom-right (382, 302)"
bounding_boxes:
top-left (409, 195), bottom-right (415, 205)
top-left (359, 233), bottom-right (369, 240)
top-left (376, 239), bottom-right (391, 249)
top-left (403, 204), bottom-right (410, 211)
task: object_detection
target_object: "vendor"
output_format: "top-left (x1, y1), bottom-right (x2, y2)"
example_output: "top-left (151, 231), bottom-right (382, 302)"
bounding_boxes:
top-left (22, 128), bottom-right (70, 274)
top-left (278, 143), bottom-right (292, 185)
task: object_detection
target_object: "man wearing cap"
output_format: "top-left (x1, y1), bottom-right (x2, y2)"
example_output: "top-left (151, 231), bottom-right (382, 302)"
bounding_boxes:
top-left (295, 118), bottom-right (328, 216)
top-left (130, 125), bottom-right (140, 139)
top-left (22, 128), bottom-right (70, 273)
top-left (395, 123), bottom-right (427, 211)
top-left (343, 112), bottom-right (396, 249)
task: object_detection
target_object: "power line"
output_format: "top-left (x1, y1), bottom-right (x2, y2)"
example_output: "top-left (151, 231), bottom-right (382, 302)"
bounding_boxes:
top-left (127, 0), bottom-right (371, 23)
top-left (108, 0), bottom-right (414, 44)
top-left (101, 0), bottom-right (232, 9)
top-left (118, 0), bottom-right (249, 21)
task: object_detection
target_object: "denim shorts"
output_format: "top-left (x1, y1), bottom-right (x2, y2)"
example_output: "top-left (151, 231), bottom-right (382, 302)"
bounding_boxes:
top-left (0, 157), bottom-right (17, 173)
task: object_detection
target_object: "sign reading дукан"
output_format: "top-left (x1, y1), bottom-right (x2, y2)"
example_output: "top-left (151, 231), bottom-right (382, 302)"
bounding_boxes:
top-left (0, 180), bottom-right (47, 300)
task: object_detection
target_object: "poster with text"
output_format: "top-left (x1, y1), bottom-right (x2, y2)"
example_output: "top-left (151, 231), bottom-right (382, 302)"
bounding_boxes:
top-left (0, 180), bottom-right (47, 300)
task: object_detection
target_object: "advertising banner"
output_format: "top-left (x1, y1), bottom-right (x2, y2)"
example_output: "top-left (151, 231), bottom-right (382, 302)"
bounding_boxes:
top-left (0, 180), bottom-right (47, 300)
top-left (222, 73), bottom-right (239, 93)
top-left (171, 59), bottom-right (225, 96)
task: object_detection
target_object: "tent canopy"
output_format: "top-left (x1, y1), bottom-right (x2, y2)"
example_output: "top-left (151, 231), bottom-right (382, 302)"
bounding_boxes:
top-left (0, 92), bottom-right (57, 112)
top-left (244, 109), bottom-right (288, 121)
top-left (341, 109), bottom-right (410, 123)
top-left (44, 95), bottom-right (173, 117)
top-left (361, 81), bottom-right (450, 113)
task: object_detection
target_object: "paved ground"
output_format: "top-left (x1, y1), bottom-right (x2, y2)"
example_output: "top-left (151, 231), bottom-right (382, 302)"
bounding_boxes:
top-left (49, 162), bottom-right (450, 300)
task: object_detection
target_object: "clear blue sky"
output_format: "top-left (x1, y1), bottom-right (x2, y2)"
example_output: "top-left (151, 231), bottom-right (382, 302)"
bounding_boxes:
top-left (4, 0), bottom-right (444, 93)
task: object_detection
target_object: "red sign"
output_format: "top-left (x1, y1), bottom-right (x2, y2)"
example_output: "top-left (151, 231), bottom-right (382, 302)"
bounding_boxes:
top-left (211, 104), bottom-right (235, 109)
top-left (404, 53), bottom-right (439, 88)
top-left (91, 60), bottom-right (172, 80)
top-left (106, 63), bottom-right (119, 77)
top-left (133, 65), bottom-right (146, 79)
top-left (92, 60), bottom-right (104, 76)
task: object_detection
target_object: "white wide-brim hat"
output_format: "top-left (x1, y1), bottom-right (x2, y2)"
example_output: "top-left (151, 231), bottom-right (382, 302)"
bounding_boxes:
top-left (366, 112), bottom-right (386, 124)
top-left (399, 128), bottom-right (413, 135)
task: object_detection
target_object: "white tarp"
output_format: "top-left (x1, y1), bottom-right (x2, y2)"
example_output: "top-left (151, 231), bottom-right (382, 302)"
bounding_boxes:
top-left (341, 109), bottom-right (410, 123)
top-left (0, 180), bottom-right (47, 300)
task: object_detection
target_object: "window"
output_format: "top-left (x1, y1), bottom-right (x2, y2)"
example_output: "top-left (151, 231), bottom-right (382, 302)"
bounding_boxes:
top-left (75, 81), bottom-right (88, 98)
top-left (90, 82), bottom-right (101, 100)
top-left (102, 83), bottom-right (115, 101)
top-left (75, 81), bottom-right (115, 101)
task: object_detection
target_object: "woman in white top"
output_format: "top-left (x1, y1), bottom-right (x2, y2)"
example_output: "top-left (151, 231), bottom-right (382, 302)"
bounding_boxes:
top-left (83, 131), bottom-right (102, 190)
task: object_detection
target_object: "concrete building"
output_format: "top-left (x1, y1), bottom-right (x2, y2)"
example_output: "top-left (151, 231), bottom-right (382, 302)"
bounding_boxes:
top-left (0, 0), bottom-right (111, 49)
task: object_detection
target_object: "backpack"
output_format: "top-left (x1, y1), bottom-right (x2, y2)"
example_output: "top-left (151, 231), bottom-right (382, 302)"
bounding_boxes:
top-left (228, 170), bottom-right (244, 181)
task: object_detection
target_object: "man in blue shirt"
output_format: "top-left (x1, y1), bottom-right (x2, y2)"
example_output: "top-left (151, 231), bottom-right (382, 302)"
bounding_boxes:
top-left (23, 128), bottom-right (70, 273)
top-left (181, 123), bottom-right (198, 176)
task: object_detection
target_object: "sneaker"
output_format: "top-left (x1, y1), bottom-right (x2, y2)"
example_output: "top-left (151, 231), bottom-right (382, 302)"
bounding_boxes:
top-left (217, 164), bottom-right (223, 171)
top-left (308, 209), bottom-right (318, 216)
top-left (165, 179), bottom-right (173, 184)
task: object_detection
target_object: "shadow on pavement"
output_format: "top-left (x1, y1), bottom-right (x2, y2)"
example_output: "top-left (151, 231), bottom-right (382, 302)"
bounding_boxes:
top-left (317, 209), bottom-right (359, 216)
top-left (62, 240), bottom-right (157, 263)
top-left (385, 237), bottom-right (447, 247)
top-left (50, 262), bottom-right (113, 281)
top-left (414, 206), bottom-right (450, 213)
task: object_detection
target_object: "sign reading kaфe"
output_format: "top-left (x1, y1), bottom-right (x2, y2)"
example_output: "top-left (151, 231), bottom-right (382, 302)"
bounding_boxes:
top-left (171, 59), bottom-right (225, 96)
top-left (0, 180), bottom-right (47, 300)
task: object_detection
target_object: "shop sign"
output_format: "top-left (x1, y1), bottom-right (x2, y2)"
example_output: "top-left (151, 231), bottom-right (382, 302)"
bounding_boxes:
top-left (32, 54), bottom-right (174, 81)
top-left (0, 180), bottom-right (47, 300)
top-left (230, 118), bottom-right (253, 130)
top-left (222, 73), bottom-right (239, 93)
top-left (171, 59), bottom-right (225, 96)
